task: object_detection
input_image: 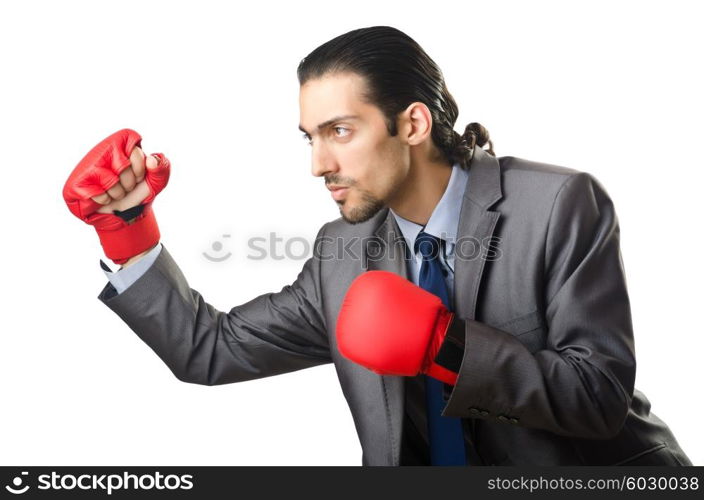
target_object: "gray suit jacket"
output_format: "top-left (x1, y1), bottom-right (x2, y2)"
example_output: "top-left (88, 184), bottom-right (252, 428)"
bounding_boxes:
top-left (98, 147), bottom-right (691, 466)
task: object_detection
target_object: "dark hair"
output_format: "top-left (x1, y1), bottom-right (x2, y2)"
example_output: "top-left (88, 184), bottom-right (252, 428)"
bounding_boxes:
top-left (296, 26), bottom-right (494, 168)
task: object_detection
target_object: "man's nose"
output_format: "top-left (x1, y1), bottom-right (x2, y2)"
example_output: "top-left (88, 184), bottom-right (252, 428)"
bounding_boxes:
top-left (311, 143), bottom-right (338, 177)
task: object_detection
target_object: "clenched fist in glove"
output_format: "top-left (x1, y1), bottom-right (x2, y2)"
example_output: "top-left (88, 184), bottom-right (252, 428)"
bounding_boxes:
top-left (336, 270), bottom-right (466, 386)
top-left (63, 129), bottom-right (170, 264)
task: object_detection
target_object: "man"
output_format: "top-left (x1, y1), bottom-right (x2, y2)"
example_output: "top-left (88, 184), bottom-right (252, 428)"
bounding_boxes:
top-left (63, 26), bottom-right (691, 466)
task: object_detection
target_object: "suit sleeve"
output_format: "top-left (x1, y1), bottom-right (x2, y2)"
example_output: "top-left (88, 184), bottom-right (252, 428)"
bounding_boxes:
top-left (97, 224), bottom-right (332, 385)
top-left (443, 172), bottom-right (636, 439)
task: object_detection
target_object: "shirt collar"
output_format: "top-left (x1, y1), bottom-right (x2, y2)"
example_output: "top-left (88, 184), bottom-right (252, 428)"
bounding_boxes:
top-left (390, 163), bottom-right (468, 254)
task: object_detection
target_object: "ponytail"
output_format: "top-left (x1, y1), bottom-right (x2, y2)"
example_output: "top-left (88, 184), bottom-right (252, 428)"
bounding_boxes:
top-left (448, 122), bottom-right (494, 168)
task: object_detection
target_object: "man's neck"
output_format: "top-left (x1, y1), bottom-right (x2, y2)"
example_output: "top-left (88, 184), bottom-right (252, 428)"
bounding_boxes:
top-left (387, 159), bottom-right (453, 226)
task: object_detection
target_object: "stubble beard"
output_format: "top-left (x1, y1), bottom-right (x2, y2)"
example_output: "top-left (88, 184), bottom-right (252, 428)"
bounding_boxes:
top-left (338, 188), bottom-right (386, 224)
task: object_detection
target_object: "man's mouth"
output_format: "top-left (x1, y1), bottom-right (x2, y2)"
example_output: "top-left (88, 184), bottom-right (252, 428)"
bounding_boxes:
top-left (327, 184), bottom-right (350, 202)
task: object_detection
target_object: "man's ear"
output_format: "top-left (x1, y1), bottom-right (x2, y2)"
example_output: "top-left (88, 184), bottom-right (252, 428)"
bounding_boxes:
top-left (401, 101), bottom-right (433, 146)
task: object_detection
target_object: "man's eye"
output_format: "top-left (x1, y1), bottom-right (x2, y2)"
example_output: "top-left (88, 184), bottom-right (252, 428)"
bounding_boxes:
top-left (333, 126), bottom-right (350, 137)
top-left (302, 133), bottom-right (312, 146)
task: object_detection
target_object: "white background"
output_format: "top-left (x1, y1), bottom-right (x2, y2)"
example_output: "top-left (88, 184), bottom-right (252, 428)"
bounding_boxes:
top-left (1, 0), bottom-right (702, 466)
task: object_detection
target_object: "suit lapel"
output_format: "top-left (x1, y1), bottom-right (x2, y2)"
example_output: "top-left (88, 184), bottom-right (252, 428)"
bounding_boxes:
top-left (364, 209), bottom-right (410, 276)
top-left (363, 210), bottom-right (408, 465)
top-left (453, 147), bottom-right (503, 321)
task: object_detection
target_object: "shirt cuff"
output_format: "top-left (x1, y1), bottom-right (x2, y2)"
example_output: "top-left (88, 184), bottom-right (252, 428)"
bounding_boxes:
top-left (100, 243), bottom-right (163, 295)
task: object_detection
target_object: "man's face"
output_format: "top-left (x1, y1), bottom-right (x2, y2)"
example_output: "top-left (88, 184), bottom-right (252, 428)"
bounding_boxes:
top-left (299, 72), bottom-right (409, 224)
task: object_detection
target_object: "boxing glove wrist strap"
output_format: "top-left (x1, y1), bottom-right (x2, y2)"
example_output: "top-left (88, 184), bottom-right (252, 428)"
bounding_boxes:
top-left (96, 204), bottom-right (160, 264)
top-left (426, 317), bottom-right (466, 385)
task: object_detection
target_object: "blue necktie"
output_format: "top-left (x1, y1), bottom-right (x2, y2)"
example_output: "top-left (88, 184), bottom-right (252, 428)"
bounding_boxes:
top-left (414, 231), bottom-right (467, 465)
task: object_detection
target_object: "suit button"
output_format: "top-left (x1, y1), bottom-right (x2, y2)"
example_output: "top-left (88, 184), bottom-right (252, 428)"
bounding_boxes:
top-left (509, 417), bottom-right (519, 424)
top-left (497, 415), bottom-right (508, 422)
top-left (479, 410), bottom-right (489, 417)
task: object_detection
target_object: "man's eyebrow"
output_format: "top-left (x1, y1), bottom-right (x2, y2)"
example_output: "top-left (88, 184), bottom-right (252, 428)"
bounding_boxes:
top-left (298, 115), bottom-right (360, 135)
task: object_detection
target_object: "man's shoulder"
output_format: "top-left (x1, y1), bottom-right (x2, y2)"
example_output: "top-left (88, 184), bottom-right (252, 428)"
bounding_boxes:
top-left (499, 154), bottom-right (582, 181)
top-left (488, 154), bottom-right (619, 235)
top-left (497, 154), bottom-right (600, 201)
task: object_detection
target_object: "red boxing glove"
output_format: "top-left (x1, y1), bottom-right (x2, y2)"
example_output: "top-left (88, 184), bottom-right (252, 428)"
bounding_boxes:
top-left (336, 270), bottom-right (464, 385)
top-left (63, 129), bottom-right (170, 264)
